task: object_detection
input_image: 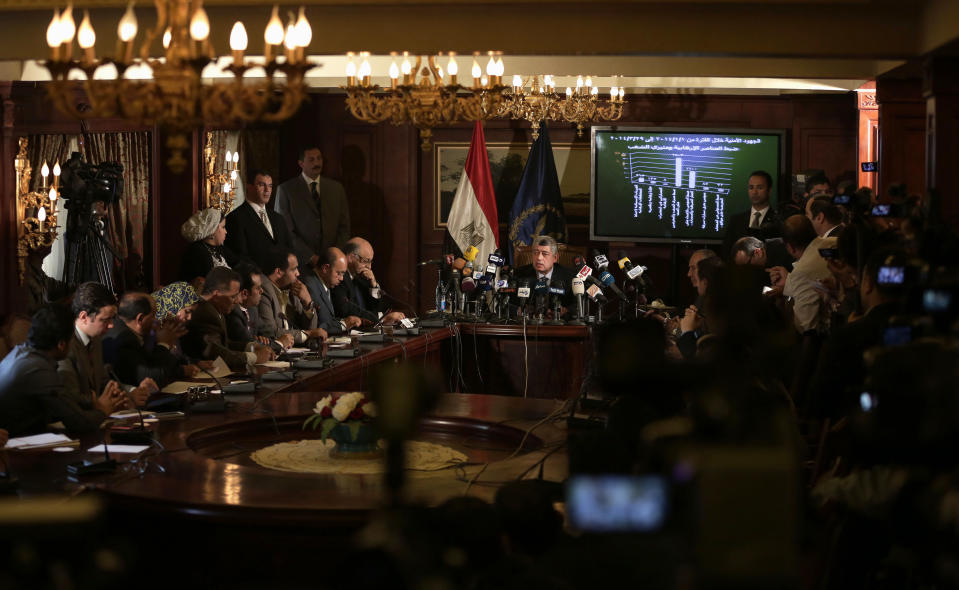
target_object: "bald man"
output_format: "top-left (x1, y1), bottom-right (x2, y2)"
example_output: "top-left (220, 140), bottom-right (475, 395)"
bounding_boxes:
top-left (332, 237), bottom-right (406, 325)
top-left (302, 248), bottom-right (363, 335)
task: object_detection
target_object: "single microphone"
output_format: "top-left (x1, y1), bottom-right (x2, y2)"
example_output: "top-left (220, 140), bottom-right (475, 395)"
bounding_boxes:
top-left (534, 277), bottom-right (549, 314)
top-left (451, 257), bottom-right (467, 272)
top-left (592, 249), bottom-right (609, 271)
top-left (597, 268), bottom-right (625, 299)
top-left (460, 275), bottom-right (476, 294)
top-left (105, 365), bottom-right (156, 445)
top-left (548, 279), bottom-right (566, 322)
top-left (462, 259), bottom-right (474, 277)
top-left (617, 251), bottom-right (647, 282)
top-left (462, 245), bottom-right (479, 262)
top-left (516, 278), bottom-right (531, 307)
top-left (571, 277), bottom-right (585, 320)
top-left (488, 248), bottom-right (505, 267)
top-left (586, 283), bottom-right (608, 304)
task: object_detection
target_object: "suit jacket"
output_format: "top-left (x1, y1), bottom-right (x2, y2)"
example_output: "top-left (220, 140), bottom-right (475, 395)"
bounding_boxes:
top-left (58, 329), bottom-right (108, 408)
top-left (514, 263), bottom-right (578, 309)
top-left (224, 201), bottom-right (294, 273)
top-left (722, 207), bottom-right (784, 259)
top-left (331, 272), bottom-right (382, 323)
top-left (257, 277), bottom-right (318, 344)
top-left (302, 274), bottom-right (346, 335)
top-left (182, 299), bottom-right (250, 370)
top-left (178, 240), bottom-right (240, 284)
top-left (0, 343), bottom-right (106, 437)
top-left (273, 174), bottom-right (350, 266)
top-left (226, 305), bottom-right (259, 344)
top-left (102, 322), bottom-right (183, 387)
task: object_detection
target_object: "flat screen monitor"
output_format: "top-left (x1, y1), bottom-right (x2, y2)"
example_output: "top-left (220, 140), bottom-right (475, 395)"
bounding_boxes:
top-left (590, 127), bottom-right (785, 243)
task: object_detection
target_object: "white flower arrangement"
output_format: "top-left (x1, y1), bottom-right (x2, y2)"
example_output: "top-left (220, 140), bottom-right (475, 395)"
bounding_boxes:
top-left (303, 392), bottom-right (377, 442)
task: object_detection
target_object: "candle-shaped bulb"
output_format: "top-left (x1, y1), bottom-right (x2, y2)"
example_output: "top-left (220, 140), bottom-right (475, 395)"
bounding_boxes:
top-left (357, 56), bottom-right (371, 79)
top-left (481, 75), bottom-right (488, 87)
top-left (609, 87), bottom-right (616, 100)
top-left (401, 53), bottom-right (412, 75)
top-left (512, 74), bottom-right (522, 88)
top-left (41, 161), bottom-right (49, 178)
top-left (486, 56), bottom-right (496, 76)
top-left (60, 5), bottom-right (76, 44)
top-left (53, 162), bottom-right (61, 177)
top-left (586, 76), bottom-right (593, 88)
top-left (345, 54), bottom-right (356, 77)
top-left (162, 27), bottom-right (172, 49)
top-left (223, 182), bottom-right (231, 193)
top-left (284, 20), bottom-right (296, 51)
top-left (46, 10), bottom-right (62, 48)
top-left (294, 7), bottom-right (312, 47)
top-left (576, 75), bottom-right (584, 89)
top-left (447, 55), bottom-right (458, 76)
top-left (189, 7), bottom-right (210, 41)
top-left (471, 59), bottom-right (481, 78)
top-left (437, 66), bottom-right (444, 80)
top-left (118, 2), bottom-right (138, 43)
top-left (38, 207), bottom-right (47, 223)
top-left (619, 87), bottom-right (625, 99)
top-left (264, 6), bottom-right (284, 45)
top-left (544, 74), bottom-right (552, 87)
top-left (388, 60), bottom-right (399, 79)
top-left (591, 85), bottom-right (598, 96)
top-left (495, 56), bottom-right (504, 76)
top-left (566, 87), bottom-right (572, 97)
top-left (49, 187), bottom-right (58, 202)
top-left (230, 169), bottom-right (238, 180)
top-left (230, 21), bottom-right (248, 51)
top-left (232, 151), bottom-right (239, 164)
top-left (77, 11), bottom-right (96, 49)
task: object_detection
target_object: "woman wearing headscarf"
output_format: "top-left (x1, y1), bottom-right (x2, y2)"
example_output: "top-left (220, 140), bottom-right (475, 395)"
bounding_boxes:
top-left (149, 281), bottom-right (211, 374)
top-left (178, 208), bottom-right (239, 288)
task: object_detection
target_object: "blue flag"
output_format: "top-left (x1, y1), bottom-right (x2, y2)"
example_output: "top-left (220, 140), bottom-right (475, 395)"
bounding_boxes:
top-left (507, 122), bottom-right (567, 264)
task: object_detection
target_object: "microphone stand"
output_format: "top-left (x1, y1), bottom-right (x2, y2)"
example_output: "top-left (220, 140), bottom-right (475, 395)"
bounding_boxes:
top-left (107, 368), bottom-right (156, 446)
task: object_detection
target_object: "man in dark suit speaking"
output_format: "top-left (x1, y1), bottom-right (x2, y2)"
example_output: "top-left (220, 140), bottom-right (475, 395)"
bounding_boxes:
top-left (721, 170), bottom-right (784, 259)
top-left (225, 170), bottom-right (293, 273)
top-left (273, 146), bottom-right (351, 268)
top-left (514, 235), bottom-right (576, 309)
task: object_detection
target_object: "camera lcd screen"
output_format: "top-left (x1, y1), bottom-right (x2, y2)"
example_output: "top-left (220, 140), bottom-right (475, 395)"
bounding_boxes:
top-left (877, 266), bottom-right (905, 285)
top-left (566, 475), bottom-right (669, 533)
top-left (883, 325), bottom-right (913, 347)
top-left (923, 289), bottom-right (953, 312)
top-left (871, 204), bottom-right (891, 216)
top-left (818, 248), bottom-right (839, 259)
top-left (833, 195), bottom-right (851, 205)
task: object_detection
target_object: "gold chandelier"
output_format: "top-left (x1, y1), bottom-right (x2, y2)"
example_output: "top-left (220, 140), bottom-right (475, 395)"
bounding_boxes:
top-left (500, 75), bottom-right (625, 139)
top-left (42, 1), bottom-right (315, 169)
top-left (343, 51), bottom-right (508, 150)
top-left (15, 138), bottom-right (60, 284)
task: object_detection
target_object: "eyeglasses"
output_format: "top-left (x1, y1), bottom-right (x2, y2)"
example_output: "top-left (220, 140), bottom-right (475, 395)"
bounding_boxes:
top-left (352, 254), bottom-right (372, 264)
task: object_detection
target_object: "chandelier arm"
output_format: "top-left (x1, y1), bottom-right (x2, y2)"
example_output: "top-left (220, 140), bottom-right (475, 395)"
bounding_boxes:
top-left (141, 0), bottom-right (170, 61)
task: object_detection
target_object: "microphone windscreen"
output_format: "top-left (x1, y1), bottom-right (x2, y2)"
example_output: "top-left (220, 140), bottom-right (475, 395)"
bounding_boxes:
top-left (571, 277), bottom-right (585, 294)
top-left (452, 257), bottom-right (466, 271)
top-left (460, 277), bottom-right (476, 293)
top-left (463, 246), bottom-right (479, 262)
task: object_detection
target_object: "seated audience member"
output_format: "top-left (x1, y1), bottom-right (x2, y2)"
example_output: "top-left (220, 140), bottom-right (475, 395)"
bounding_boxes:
top-left (152, 281), bottom-right (201, 323)
top-left (808, 248), bottom-right (909, 419)
top-left (0, 304), bottom-right (125, 436)
top-left (687, 249), bottom-right (717, 300)
top-left (513, 235), bottom-right (576, 309)
top-left (302, 248), bottom-right (363, 336)
top-left (102, 292), bottom-right (200, 387)
top-left (257, 249), bottom-right (327, 345)
top-left (227, 262), bottom-right (293, 349)
top-left (182, 267), bottom-right (273, 370)
top-left (224, 170), bottom-right (293, 273)
top-left (59, 282), bottom-right (152, 410)
top-left (677, 256), bottom-right (724, 360)
top-left (769, 215), bottom-right (836, 334)
top-left (731, 236), bottom-right (792, 273)
top-left (806, 196), bottom-right (844, 239)
top-left (333, 237), bottom-right (406, 325)
top-left (179, 208), bottom-right (239, 288)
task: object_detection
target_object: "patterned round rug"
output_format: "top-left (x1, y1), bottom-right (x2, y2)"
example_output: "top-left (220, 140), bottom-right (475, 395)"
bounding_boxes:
top-left (250, 439), bottom-right (469, 475)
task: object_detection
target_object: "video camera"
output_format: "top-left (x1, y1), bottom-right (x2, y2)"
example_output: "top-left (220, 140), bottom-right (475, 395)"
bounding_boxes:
top-left (58, 151), bottom-right (124, 206)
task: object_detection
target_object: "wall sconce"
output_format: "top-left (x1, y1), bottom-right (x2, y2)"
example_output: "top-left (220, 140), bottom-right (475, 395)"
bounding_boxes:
top-left (204, 136), bottom-right (238, 214)
top-left (15, 137), bottom-right (60, 284)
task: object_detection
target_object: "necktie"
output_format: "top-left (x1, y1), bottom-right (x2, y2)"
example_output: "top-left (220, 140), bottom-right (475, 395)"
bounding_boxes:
top-left (750, 211), bottom-right (762, 229)
top-left (310, 180), bottom-right (323, 227)
top-left (259, 209), bottom-right (273, 239)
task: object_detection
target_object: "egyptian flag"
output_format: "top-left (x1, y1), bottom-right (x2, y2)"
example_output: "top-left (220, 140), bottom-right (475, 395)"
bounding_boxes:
top-left (447, 121), bottom-right (499, 266)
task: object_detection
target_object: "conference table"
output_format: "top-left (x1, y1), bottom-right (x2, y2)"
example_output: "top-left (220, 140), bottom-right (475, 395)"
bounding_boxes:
top-left (2, 325), bottom-right (589, 582)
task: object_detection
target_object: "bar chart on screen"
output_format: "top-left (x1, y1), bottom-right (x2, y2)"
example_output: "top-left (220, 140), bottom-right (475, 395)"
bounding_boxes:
top-left (618, 151), bottom-right (732, 233)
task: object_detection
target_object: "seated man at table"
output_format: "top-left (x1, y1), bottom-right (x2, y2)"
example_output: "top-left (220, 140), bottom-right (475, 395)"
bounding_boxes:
top-left (258, 249), bottom-right (327, 345)
top-left (102, 292), bottom-right (200, 388)
top-left (60, 282), bottom-right (153, 411)
top-left (302, 247), bottom-right (363, 336)
top-left (514, 235), bottom-right (576, 309)
top-left (333, 237), bottom-right (406, 325)
top-left (0, 304), bottom-right (126, 436)
top-left (182, 267), bottom-right (273, 370)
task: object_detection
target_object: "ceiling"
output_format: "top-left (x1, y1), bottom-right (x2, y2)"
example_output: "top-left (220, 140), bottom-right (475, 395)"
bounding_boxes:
top-left (1, 0), bottom-right (957, 94)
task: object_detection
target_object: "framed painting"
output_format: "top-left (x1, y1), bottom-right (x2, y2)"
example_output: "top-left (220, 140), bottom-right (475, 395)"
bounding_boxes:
top-left (434, 141), bottom-right (591, 230)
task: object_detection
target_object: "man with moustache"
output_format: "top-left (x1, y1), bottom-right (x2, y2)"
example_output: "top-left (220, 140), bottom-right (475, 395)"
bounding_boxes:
top-left (274, 146), bottom-right (351, 268)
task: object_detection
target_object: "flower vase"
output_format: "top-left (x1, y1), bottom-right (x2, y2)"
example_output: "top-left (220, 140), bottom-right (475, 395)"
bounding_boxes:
top-left (328, 422), bottom-right (382, 459)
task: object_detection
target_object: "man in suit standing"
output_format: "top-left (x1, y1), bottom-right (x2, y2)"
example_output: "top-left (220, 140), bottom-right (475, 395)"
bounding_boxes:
top-left (225, 170), bottom-right (293, 273)
top-left (722, 170), bottom-right (784, 259)
top-left (59, 282), bottom-right (152, 411)
top-left (302, 248), bottom-right (363, 336)
top-left (274, 146), bottom-right (350, 268)
top-left (332, 237), bottom-right (406, 325)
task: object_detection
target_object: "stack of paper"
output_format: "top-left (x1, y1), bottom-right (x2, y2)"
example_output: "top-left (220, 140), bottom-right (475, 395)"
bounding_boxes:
top-left (4, 433), bottom-right (77, 450)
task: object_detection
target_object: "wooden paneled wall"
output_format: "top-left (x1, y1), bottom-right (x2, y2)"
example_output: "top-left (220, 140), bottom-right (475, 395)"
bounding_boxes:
top-left (2, 86), bottom-right (865, 315)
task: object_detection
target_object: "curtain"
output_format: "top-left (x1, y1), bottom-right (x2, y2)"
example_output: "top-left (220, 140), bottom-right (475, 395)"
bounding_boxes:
top-left (81, 131), bottom-right (152, 290)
